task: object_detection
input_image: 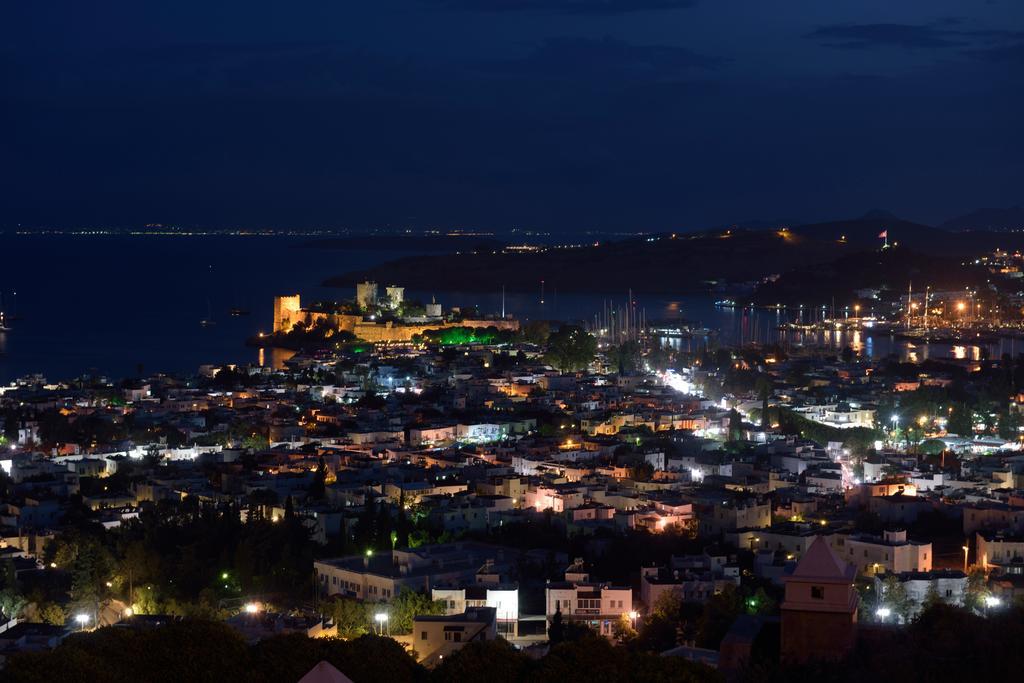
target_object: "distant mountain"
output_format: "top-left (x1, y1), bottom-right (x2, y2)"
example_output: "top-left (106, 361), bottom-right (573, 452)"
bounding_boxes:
top-left (707, 218), bottom-right (803, 232)
top-left (789, 216), bottom-right (935, 248)
top-left (749, 245), bottom-right (987, 306)
top-left (326, 229), bottom-right (848, 295)
top-left (940, 206), bottom-right (1024, 232)
top-left (324, 213), bottom-right (1024, 296)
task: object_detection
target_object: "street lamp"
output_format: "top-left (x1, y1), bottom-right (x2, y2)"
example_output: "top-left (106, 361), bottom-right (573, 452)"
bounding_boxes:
top-left (375, 612), bottom-right (389, 636)
top-left (627, 610), bottom-right (638, 630)
top-left (962, 545), bottom-right (970, 574)
top-left (75, 613), bottom-right (90, 631)
top-left (984, 595), bottom-right (1001, 609)
top-left (875, 607), bottom-right (891, 623)
top-left (244, 602), bottom-right (259, 615)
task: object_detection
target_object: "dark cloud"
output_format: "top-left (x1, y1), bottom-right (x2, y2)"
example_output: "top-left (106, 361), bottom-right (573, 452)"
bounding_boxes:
top-left (480, 37), bottom-right (724, 82)
top-left (426, 0), bottom-right (696, 13)
top-left (805, 23), bottom-right (966, 49)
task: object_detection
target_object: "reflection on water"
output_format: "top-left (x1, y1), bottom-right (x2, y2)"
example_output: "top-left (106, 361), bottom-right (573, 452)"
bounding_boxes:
top-left (258, 347), bottom-right (296, 370)
top-left (413, 289), bottom-right (1019, 363)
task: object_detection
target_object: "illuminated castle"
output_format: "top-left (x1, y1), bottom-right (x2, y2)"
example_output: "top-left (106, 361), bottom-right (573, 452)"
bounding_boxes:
top-left (273, 294), bottom-right (302, 333)
top-left (272, 288), bottom-right (517, 343)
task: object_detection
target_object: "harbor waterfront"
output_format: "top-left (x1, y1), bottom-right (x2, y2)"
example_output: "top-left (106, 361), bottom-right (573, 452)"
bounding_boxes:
top-left (1, 234), bottom-right (1015, 383)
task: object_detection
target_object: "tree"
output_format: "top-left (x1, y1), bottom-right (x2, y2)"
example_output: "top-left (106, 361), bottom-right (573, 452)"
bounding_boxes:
top-left (388, 587), bottom-right (445, 635)
top-left (549, 603), bottom-right (565, 645)
top-left (745, 587), bottom-right (776, 616)
top-left (430, 639), bottom-right (530, 682)
top-left (948, 403), bottom-right (973, 437)
top-left (329, 598), bottom-right (370, 639)
top-left (629, 461), bottom-right (654, 482)
top-left (39, 603), bottom-right (66, 626)
top-left (696, 585), bottom-right (744, 648)
top-left (964, 567), bottom-right (989, 613)
top-left (309, 456), bottom-right (327, 501)
top-left (998, 411), bottom-right (1021, 440)
top-left (922, 582), bottom-right (944, 612)
top-left (544, 325), bottom-right (597, 373)
top-left (880, 575), bottom-right (915, 624)
top-left (609, 341), bottom-right (641, 375)
top-left (521, 320), bottom-right (551, 346)
top-left (727, 409), bottom-right (743, 442)
top-left (611, 613), bottom-right (637, 642)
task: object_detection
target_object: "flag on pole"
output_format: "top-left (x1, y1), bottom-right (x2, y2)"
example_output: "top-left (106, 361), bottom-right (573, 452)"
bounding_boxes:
top-left (878, 230), bottom-right (888, 239)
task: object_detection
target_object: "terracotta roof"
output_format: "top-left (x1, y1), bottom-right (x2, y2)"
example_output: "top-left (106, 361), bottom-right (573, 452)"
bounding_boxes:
top-left (789, 537), bottom-right (854, 582)
top-left (298, 661), bottom-right (354, 683)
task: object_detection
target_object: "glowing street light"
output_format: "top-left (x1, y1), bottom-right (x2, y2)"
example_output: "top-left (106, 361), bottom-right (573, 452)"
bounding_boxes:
top-left (962, 545), bottom-right (970, 573)
top-left (984, 595), bottom-right (1001, 609)
top-left (75, 613), bottom-right (90, 631)
top-left (244, 602), bottom-right (259, 614)
top-left (627, 610), bottom-right (638, 629)
top-left (875, 607), bottom-right (891, 623)
top-left (374, 612), bottom-right (389, 636)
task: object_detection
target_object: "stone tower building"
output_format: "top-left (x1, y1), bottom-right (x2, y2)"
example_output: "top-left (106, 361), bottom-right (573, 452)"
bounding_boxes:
top-left (273, 294), bottom-right (301, 333)
top-left (780, 536), bottom-right (859, 663)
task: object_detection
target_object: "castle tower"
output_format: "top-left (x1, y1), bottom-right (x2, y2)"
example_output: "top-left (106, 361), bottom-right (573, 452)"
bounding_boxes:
top-left (356, 281), bottom-right (378, 311)
top-left (385, 285), bottom-right (404, 310)
top-left (425, 295), bottom-right (442, 318)
top-left (781, 536), bottom-right (859, 664)
top-left (273, 294), bottom-right (301, 333)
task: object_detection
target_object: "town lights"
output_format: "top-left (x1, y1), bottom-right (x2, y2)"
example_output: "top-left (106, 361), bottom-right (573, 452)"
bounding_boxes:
top-left (984, 596), bottom-right (1001, 609)
top-left (75, 613), bottom-right (90, 630)
top-left (244, 602), bottom-right (259, 614)
top-left (875, 607), bottom-right (891, 622)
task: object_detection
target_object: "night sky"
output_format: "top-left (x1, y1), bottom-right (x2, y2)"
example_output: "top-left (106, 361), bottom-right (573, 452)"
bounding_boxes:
top-left (3, 1), bottom-right (1022, 231)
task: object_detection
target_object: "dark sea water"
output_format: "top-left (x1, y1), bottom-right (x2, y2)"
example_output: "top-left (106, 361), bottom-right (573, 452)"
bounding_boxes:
top-left (0, 235), bottom-right (409, 383)
top-left (0, 235), bottom-right (1013, 383)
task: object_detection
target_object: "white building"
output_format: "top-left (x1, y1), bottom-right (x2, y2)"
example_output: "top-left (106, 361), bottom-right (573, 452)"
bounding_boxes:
top-left (544, 559), bottom-right (632, 638)
top-left (872, 570), bottom-right (967, 619)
